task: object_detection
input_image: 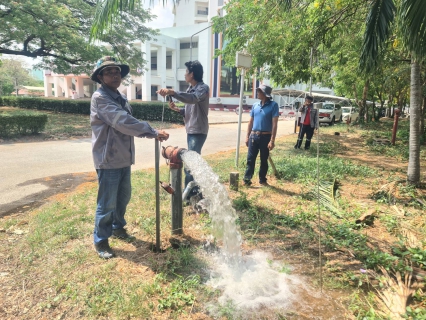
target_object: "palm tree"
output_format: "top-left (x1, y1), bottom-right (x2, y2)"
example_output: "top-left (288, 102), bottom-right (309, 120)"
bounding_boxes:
top-left (360, 0), bottom-right (426, 185)
top-left (90, 0), bottom-right (294, 40)
top-left (90, 0), bottom-right (172, 40)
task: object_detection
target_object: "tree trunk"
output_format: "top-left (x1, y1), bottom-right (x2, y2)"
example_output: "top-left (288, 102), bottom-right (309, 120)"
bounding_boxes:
top-left (421, 96), bottom-right (425, 138)
top-left (407, 60), bottom-right (421, 185)
top-left (14, 78), bottom-right (18, 96)
top-left (358, 80), bottom-right (369, 122)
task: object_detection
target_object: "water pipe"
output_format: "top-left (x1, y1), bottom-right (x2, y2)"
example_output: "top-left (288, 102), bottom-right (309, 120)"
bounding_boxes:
top-left (154, 140), bottom-right (161, 251)
top-left (161, 146), bottom-right (188, 234)
top-left (182, 181), bottom-right (197, 202)
top-left (161, 145), bottom-right (187, 167)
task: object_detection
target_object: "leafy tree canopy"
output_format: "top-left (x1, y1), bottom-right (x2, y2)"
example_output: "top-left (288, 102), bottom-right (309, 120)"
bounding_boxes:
top-left (0, 0), bottom-right (157, 75)
top-left (212, 0), bottom-right (371, 88)
top-left (0, 58), bottom-right (37, 96)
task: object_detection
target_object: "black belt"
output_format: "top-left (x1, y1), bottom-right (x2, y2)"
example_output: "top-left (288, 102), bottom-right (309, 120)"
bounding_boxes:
top-left (251, 131), bottom-right (272, 135)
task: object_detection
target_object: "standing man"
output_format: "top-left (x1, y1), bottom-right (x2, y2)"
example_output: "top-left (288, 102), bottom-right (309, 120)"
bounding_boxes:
top-left (294, 95), bottom-right (318, 150)
top-left (243, 85), bottom-right (279, 186)
top-left (90, 56), bottom-right (169, 259)
top-left (157, 60), bottom-right (209, 201)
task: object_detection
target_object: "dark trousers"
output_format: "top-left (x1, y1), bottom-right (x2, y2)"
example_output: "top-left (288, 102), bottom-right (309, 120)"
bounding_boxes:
top-left (94, 167), bottom-right (131, 244)
top-left (244, 134), bottom-right (271, 183)
top-left (185, 133), bottom-right (207, 197)
top-left (295, 124), bottom-right (314, 149)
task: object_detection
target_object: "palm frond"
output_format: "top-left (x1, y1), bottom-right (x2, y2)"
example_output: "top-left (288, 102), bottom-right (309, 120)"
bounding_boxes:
top-left (90, 0), bottom-right (140, 41)
top-left (311, 180), bottom-right (343, 218)
top-left (400, 0), bottom-right (426, 61)
top-left (360, 0), bottom-right (396, 72)
top-left (275, 0), bottom-right (304, 10)
top-left (276, 0), bottom-right (293, 10)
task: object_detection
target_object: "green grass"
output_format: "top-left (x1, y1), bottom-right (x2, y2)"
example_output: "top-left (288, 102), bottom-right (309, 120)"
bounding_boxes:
top-left (1, 121), bottom-right (426, 319)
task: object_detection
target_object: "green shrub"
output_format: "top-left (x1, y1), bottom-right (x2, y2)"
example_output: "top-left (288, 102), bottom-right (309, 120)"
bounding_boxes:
top-left (0, 112), bottom-right (48, 137)
top-left (0, 96), bottom-right (184, 124)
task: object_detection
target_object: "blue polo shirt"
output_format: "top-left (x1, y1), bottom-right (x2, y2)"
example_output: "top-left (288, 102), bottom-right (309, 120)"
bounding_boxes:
top-left (250, 99), bottom-right (279, 132)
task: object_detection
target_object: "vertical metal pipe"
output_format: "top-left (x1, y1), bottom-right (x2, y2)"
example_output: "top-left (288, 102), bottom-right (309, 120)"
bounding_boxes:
top-left (235, 68), bottom-right (246, 167)
top-left (309, 47), bottom-right (313, 96)
top-left (170, 167), bottom-right (183, 234)
top-left (155, 140), bottom-right (161, 251)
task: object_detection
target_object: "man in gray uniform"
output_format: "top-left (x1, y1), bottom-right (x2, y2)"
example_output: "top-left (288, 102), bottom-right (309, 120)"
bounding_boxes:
top-left (157, 60), bottom-right (209, 201)
top-left (294, 95), bottom-right (318, 150)
top-left (90, 56), bottom-right (169, 259)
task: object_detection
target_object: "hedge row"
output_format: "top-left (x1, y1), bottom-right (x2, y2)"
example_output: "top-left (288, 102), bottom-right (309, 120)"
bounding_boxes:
top-left (0, 96), bottom-right (184, 124)
top-left (0, 112), bottom-right (48, 137)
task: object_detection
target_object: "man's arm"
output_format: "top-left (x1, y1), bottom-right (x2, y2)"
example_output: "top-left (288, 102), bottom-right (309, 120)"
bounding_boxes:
top-left (172, 85), bottom-right (209, 104)
top-left (245, 117), bottom-right (254, 147)
top-left (268, 116), bottom-right (279, 150)
top-left (157, 86), bottom-right (209, 104)
top-left (271, 116), bottom-right (278, 142)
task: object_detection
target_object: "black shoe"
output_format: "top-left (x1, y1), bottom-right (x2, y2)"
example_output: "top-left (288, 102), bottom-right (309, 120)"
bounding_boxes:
top-left (95, 240), bottom-right (115, 259)
top-left (243, 180), bottom-right (252, 186)
top-left (259, 181), bottom-right (269, 186)
top-left (112, 228), bottom-right (135, 241)
top-left (294, 145), bottom-right (300, 149)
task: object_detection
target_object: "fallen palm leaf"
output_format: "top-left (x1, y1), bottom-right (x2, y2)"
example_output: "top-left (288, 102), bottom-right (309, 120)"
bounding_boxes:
top-left (373, 266), bottom-right (415, 320)
top-left (310, 180), bottom-right (343, 218)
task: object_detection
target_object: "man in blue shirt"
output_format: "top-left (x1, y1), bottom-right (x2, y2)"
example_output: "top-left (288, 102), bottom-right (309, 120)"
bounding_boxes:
top-left (243, 85), bottom-right (279, 186)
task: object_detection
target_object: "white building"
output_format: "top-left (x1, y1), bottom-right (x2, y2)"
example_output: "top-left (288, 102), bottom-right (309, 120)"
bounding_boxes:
top-left (44, 0), bottom-right (333, 108)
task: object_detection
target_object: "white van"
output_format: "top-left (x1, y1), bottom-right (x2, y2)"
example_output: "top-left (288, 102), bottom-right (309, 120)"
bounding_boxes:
top-left (318, 103), bottom-right (343, 126)
top-left (342, 106), bottom-right (359, 123)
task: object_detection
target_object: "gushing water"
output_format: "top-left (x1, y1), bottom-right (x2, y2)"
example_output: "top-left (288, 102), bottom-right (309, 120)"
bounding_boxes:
top-left (181, 151), bottom-right (345, 318)
top-left (181, 150), bottom-right (242, 259)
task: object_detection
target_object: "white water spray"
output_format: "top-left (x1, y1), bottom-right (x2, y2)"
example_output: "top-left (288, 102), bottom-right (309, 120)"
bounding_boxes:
top-left (181, 151), bottom-right (342, 318)
top-left (181, 151), bottom-right (242, 259)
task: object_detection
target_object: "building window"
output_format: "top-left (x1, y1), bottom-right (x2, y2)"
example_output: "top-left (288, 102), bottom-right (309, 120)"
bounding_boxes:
top-left (151, 86), bottom-right (158, 101)
top-left (166, 56), bottom-right (172, 69)
top-left (220, 60), bottom-right (253, 97)
top-left (179, 81), bottom-right (188, 92)
top-left (180, 42), bottom-right (198, 49)
top-left (151, 56), bottom-right (157, 70)
top-left (197, 7), bottom-right (208, 15)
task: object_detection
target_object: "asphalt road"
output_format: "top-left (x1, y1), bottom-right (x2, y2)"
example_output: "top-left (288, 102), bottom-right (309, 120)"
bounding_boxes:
top-left (0, 112), bottom-right (296, 216)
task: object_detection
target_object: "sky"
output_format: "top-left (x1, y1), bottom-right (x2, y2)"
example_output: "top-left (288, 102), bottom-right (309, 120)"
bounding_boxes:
top-left (144, 1), bottom-right (174, 29)
top-left (2, 2), bottom-right (174, 68)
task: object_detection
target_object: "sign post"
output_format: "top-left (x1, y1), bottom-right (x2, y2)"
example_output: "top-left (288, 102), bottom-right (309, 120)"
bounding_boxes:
top-left (235, 52), bottom-right (252, 167)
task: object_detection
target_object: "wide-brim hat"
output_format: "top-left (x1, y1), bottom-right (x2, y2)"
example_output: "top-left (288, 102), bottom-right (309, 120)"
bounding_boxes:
top-left (256, 84), bottom-right (273, 98)
top-left (91, 56), bottom-right (130, 84)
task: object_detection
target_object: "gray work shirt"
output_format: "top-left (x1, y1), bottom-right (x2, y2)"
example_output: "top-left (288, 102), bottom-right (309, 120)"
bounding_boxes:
top-left (91, 85), bottom-right (158, 169)
top-left (173, 82), bottom-right (210, 135)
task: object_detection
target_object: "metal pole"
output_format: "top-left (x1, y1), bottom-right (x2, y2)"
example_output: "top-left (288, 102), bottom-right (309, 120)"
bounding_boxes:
top-left (391, 109), bottom-right (400, 145)
top-left (235, 68), bottom-right (246, 167)
top-left (309, 47), bottom-right (313, 96)
top-left (155, 140), bottom-right (161, 251)
top-left (190, 24), bottom-right (213, 62)
top-left (170, 167), bottom-right (183, 234)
